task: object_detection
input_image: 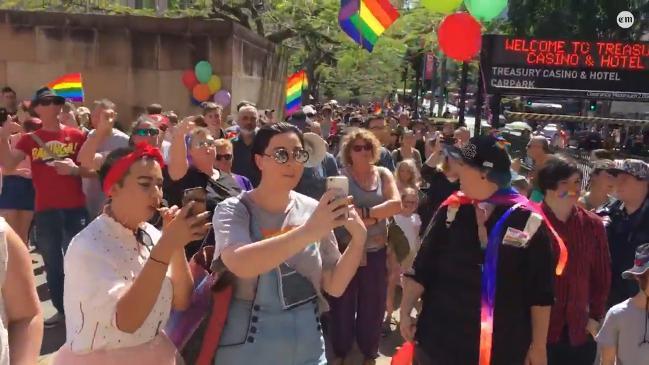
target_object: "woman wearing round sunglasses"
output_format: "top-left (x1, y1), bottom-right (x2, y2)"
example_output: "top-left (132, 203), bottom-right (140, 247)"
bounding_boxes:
top-left (52, 143), bottom-right (211, 365)
top-left (165, 118), bottom-right (243, 257)
top-left (211, 122), bottom-right (367, 365)
top-left (213, 138), bottom-right (253, 191)
top-left (329, 128), bottom-right (402, 365)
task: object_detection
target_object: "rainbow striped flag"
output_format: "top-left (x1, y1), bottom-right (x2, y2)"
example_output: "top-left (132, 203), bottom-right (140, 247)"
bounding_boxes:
top-left (338, 0), bottom-right (399, 52)
top-left (286, 70), bottom-right (308, 115)
top-left (47, 73), bottom-right (84, 102)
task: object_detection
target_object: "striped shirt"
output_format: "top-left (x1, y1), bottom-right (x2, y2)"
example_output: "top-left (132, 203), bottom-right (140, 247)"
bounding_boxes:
top-left (544, 204), bottom-right (611, 346)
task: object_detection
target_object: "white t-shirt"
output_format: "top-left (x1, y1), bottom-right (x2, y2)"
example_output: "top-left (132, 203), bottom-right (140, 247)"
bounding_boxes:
top-left (62, 214), bottom-right (173, 354)
top-left (394, 213), bottom-right (421, 270)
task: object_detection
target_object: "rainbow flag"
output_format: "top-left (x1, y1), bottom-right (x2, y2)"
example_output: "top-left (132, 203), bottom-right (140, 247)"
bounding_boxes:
top-left (286, 70), bottom-right (308, 115)
top-left (47, 73), bottom-right (84, 102)
top-left (338, 0), bottom-right (399, 52)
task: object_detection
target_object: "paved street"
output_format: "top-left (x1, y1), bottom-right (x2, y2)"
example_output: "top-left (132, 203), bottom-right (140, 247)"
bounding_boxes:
top-left (33, 250), bottom-right (399, 365)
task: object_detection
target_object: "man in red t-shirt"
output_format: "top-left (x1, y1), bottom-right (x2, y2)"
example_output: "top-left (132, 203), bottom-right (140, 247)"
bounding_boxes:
top-left (0, 87), bottom-right (90, 327)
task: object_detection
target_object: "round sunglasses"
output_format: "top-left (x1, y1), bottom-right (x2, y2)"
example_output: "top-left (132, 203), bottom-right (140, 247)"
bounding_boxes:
top-left (263, 147), bottom-right (309, 165)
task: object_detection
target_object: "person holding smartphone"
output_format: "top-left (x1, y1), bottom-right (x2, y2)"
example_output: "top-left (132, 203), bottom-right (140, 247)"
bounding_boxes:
top-left (50, 143), bottom-right (209, 364)
top-left (165, 117), bottom-right (242, 257)
top-left (211, 122), bottom-right (367, 365)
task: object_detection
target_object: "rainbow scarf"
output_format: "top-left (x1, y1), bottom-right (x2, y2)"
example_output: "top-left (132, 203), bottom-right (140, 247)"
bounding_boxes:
top-left (47, 73), bottom-right (84, 102)
top-left (441, 188), bottom-right (567, 365)
top-left (338, 0), bottom-right (399, 52)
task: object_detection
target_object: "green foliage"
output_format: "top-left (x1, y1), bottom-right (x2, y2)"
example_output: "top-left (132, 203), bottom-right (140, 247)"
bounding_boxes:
top-left (508, 0), bottom-right (649, 40)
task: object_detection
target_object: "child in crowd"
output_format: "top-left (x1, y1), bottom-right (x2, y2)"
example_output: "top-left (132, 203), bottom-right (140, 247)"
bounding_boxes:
top-left (596, 243), bottom-right (649, 365)
top-left (384, 188), bottom-right (422, 334)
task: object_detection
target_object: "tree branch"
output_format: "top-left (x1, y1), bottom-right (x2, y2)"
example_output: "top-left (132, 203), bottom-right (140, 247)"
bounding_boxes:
top-left (210, 0), bottom-right (251, 30)
top-left (245, 0), bottom-right (265, 36)
top-left (266, 28), bottom-right (297, 43)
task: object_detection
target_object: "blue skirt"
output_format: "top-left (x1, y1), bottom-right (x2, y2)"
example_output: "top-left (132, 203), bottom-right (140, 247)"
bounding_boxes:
top-left (0, 176), bottom-right (35, 210)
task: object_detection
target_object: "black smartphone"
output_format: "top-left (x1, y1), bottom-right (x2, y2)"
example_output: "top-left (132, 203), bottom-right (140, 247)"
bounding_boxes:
top-left (182, 187), bottom-right (207, 217)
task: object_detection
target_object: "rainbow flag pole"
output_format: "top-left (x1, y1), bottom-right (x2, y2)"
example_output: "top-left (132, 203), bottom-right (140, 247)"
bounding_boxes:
top-left (338, 0), bottom-right (399, 52)
top-left (47, 73), bottom-right (84, 102)
top-left (285, 70), bottom-right (308, 116)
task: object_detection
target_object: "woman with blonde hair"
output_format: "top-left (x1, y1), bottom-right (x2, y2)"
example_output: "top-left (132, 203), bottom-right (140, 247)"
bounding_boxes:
top-left (394, 159), bottom-right (422, 191)
top-left (330, 128), bottom-right (402, 365)
top-left (212, 138), bottom-right (253, 191)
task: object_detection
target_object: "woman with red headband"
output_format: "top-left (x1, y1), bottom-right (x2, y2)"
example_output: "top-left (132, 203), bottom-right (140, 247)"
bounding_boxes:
top-left (51, 143), bottom-right (210, 365)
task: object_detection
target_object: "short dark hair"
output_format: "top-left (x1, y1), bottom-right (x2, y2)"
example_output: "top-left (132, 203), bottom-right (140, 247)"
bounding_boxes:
top-left (98, 147), bottom-right (136, 190)
top-left (537, 155), bottom-right (582, 194)
top-left (364, 114), bottom-right (385, 128)
top-left (146, 103), bottom-right (163, 114)
top-left (93, 98), bottom-right (116, 110)
top-left (1, 87), bottom-right (15, 95)
top-left (251, 122), bottom-right (303, 169)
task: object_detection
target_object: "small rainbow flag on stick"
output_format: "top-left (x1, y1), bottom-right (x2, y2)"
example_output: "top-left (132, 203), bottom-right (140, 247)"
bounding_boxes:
top-left (338, 0), bottom-right (399, 52)
top-left (286, 70), bottom-right (308, 115)
top-left (47, 73), bottom-right (84, 102)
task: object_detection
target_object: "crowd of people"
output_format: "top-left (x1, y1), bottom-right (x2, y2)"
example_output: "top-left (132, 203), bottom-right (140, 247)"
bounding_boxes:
top-left (0, 84), bottom-right (647, 365)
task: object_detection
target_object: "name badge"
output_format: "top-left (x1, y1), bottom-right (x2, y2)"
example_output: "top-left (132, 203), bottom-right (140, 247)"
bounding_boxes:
top-left (502, 227), bottom-right (530, 248)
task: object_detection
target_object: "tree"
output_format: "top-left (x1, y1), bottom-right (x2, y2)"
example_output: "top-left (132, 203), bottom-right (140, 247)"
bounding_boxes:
top-left (508, 0), bottom-right (649, 40)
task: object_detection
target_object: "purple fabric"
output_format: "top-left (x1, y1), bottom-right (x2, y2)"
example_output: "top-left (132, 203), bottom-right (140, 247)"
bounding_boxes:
top-left (232, 173), bottom-right (253, 191)
top-left (328, 248), bottom-right (387, 359)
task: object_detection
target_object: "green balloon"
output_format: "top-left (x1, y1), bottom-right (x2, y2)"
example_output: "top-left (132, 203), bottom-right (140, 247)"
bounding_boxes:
top-left (465, 0), bottom-right (508, 22)
top-left (194, 61), bottom-right (212, 84)
top-left (420, 0), bottom-right (462, 14)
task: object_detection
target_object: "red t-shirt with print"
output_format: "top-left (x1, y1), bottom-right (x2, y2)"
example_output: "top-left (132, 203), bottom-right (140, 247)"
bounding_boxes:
top-left (15, 126), bottom-right (87, 212)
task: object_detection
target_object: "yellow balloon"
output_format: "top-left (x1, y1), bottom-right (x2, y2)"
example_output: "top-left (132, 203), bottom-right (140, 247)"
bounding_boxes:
top-left (421, 0), bottom-right (462, 14)
top-left (207, 75), bottom-right (222, 94)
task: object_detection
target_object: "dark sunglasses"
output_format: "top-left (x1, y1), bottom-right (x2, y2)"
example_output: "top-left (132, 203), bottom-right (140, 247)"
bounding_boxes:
top-left (263, 147), bottom-right (309, 164)
top-left (352, 142), bottom-right (373, 152)
top-left (133, 128), bottom-right (160, 137)
top-left (37, 98), bottom-right (65, 107)
top-left (216, 153), bottom-right (233, 161)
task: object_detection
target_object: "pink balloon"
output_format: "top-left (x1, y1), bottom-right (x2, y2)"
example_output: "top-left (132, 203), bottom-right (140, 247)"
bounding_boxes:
top-left (213, 89), bottom-right (231, 106)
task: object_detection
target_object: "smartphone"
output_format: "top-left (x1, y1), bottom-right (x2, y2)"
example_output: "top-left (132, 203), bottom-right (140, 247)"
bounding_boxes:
top-left (182, 187), bottom-right (207, 216)
top-left (326, 176), bottom-right (349, 198)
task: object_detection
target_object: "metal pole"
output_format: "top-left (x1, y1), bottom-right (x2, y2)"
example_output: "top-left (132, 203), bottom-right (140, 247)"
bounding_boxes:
top-left (490, 94), bottom-right (502, 129)
top-left (474, 65), bottom-right (484, 137)
top-left (402, 67), bottom-right (407, 103)
top-left (430, 56), bottom-right (437, 117)
top-left (458, 61), bottom-right (469, 126)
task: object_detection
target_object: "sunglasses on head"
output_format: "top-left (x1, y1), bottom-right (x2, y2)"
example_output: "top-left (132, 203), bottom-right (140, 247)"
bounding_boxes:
top-left (263, 147), bottom-right (309, 165)
top-left (37, 98), bottom-right (65, 107)
top-left (352, 142), bottom-right (373, 152)
top-left (135, 228), bottom-right (154, 251)
top-left (133, 128), bottom-right (160, 137)
top-left (216, 153), bottom-right (232, 161)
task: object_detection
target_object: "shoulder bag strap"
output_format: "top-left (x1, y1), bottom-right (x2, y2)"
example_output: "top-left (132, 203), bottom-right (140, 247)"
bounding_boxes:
top-left (29, 133), bottom-right (57, 160)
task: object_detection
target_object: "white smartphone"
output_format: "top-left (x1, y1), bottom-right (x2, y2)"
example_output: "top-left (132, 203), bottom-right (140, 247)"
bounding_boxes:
top-left (326, 176), bottom-right (349, 198)
top-left (326, 176), bottom-right (349, 219)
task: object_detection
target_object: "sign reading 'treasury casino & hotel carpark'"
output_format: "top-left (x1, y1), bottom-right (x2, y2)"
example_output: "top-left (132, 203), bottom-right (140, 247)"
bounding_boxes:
top-left (481, 35), bottom-right (649, 101)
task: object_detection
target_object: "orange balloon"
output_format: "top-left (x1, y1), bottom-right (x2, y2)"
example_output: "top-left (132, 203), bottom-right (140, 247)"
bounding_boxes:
top-left (192, 83), bottom-right (211, 102)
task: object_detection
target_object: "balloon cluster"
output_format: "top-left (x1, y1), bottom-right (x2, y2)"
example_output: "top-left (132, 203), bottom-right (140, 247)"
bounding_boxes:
top-left (421, 0), bottom-right (507, 62)
top-left (182, 60), bottom-right (232, 107)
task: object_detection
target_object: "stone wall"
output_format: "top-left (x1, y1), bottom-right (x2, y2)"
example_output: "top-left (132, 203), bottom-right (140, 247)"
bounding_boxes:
top-left (0, 10), bottom-right (287, 126)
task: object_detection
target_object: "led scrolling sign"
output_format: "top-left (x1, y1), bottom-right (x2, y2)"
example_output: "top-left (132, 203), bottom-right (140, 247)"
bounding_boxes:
top-left (481, 35), bottom-right (649, 101)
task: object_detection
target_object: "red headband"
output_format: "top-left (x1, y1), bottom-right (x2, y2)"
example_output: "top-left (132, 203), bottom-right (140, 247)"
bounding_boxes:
top-left (102, 142), bottom-right (165, 196)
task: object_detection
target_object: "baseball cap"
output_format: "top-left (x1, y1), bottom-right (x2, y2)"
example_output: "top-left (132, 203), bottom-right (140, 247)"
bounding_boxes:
top-left (444, 134), bottom-right (511, 174)
top-left (288, 111), bottom-right (310, 132)
top-left (591, 159), bottom-right (615, 172)
top-left (31, 87), bottom-right (65, 105)
top-left (622, 243), bottom-right (649, 279)
top-left (610, 159), bottom-right (649, 180)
